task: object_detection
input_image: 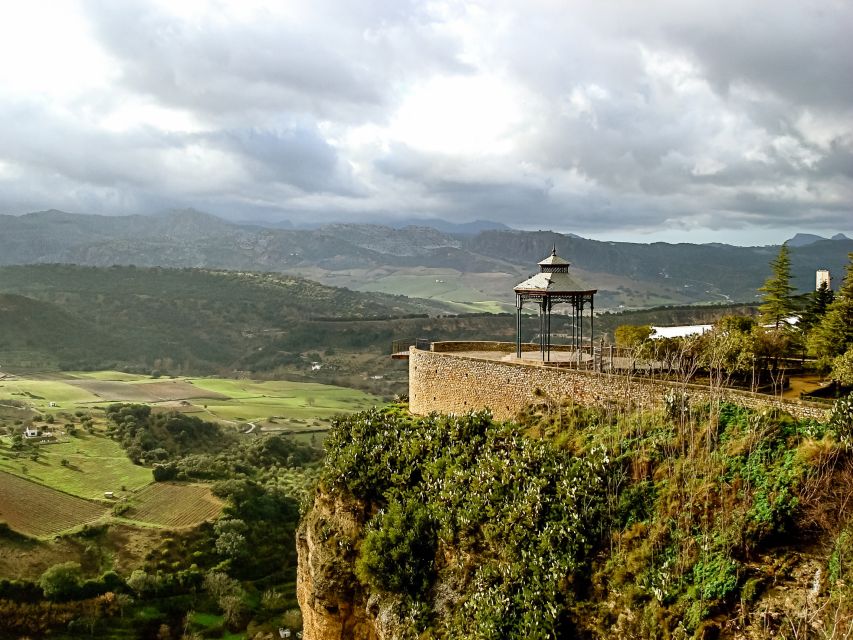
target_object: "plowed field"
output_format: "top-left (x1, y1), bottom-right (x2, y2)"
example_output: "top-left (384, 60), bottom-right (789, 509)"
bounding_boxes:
top-left (65, 379), bottom-right (228, 402)
top-left (126, 483), bottom-right (223, 528)
top-left (0, 472), bottom-right (107, 537)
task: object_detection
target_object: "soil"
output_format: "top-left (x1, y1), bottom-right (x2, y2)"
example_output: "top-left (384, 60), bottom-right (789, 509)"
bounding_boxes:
top-left (783, 374), bottom-right (828, 400)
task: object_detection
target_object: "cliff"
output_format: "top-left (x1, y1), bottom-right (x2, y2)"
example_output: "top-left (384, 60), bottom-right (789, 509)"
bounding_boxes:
top-left (297, 401), bottom-right (853, 639)
top-left (297, 490), bottom-right (375, 640)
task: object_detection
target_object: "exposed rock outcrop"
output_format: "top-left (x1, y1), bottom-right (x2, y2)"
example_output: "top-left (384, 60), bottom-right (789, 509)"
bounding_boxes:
top-left (298, 489), bottom-right (407, 640)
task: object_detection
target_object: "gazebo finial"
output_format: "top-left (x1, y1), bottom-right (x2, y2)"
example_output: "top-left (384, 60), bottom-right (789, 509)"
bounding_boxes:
top-left (551, 244), bottom-right (557, 256)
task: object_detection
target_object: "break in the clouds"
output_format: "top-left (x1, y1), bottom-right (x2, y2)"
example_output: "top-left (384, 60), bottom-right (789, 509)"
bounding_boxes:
top-left (0, 0), bottom-right (850, 244)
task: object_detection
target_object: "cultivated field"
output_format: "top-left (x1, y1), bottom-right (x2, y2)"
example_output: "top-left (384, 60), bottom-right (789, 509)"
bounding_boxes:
top-left (124, 483), bottom-right (223, 528)
top-left (64, 378), bottom-right (230, 403)
top-left (188, 377), bottom-right (379, 428)
top-left (0, 371), bottom-right (378, 536)
top-left (0, 471), bottom-right (107, 538)
top-left (0, 432), bottom-right (151, 500)
top-left (0, 371), bottom-right (380, 431)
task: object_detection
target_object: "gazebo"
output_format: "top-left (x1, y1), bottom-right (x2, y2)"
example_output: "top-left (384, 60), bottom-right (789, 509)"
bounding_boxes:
top-left (514, 247), bottom-right (597, 362)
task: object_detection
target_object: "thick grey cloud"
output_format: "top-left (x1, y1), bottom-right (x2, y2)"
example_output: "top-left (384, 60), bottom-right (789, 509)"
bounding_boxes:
top-left (83, 0), bottom-right (469, 123)
top-left (0, 0), bottom-right (849, 243)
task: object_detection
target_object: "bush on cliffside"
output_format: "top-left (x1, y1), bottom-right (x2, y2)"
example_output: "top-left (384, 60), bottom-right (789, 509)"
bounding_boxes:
top-left (311, 397), bottom-right (853, 638)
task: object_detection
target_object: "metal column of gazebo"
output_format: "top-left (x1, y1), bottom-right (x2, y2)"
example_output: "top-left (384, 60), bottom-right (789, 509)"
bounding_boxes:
top-left (514, 247), bottom-right (597, 362)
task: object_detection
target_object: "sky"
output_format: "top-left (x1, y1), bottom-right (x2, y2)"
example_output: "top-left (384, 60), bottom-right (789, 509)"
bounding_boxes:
top-left (0, 0), bottom-right (850, 245)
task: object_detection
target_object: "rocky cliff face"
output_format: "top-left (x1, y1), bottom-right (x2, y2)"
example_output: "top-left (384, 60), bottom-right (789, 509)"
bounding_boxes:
top-left (297, 486), bottom-right (848, 640)
top-left (297, 490), bottom-right (410, 640)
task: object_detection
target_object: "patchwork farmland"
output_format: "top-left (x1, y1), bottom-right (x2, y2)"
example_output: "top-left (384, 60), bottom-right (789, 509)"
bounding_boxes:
top-left (0, 471), bottom-right (107, 538)
top-left (0, 370), bottom-right (381, 432)
top-left (0, 370), bottom-right (379, 540)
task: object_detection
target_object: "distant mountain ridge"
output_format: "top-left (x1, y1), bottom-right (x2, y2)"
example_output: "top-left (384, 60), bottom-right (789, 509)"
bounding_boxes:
top-left (786, 232), bottom-right (850, 247)
top-left (1, 209), bottom-right (850, 309)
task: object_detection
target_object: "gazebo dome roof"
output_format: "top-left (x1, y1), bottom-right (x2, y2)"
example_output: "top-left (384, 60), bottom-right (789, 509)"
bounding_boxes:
top-left (514, 270), bottom-right (578, 293)
top-left (514, 246), bottom-right (589, 293)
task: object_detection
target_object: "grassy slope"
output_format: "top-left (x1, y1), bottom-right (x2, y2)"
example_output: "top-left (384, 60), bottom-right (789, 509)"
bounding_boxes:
top-left (0, 264), bottom-right (451, 373)
top-left (0, 372), bottom-right (380, 506)
top-left (0, 432), bottom-right (152, 500)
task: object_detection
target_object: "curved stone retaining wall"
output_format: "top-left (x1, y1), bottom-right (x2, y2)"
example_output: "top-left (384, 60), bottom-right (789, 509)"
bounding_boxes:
top-left (409, 342), bottom-right (828, 422)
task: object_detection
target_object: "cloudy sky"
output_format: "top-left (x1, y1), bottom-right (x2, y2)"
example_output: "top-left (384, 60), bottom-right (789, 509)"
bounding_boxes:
top-left (0, 0), bottom-right (850, 244)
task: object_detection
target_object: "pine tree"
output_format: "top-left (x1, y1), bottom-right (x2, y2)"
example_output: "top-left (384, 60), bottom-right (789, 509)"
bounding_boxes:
top-left (809, 252), bottom-right (853, 361)
top-left (758, 243), bottom-right (795, 329)
top-left (799, 281), bottom-right (835, 334)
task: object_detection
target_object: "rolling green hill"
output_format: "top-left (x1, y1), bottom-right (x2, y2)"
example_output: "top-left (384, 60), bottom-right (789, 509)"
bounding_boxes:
top-left (0, 263), bottom-right (792, 380)
top-left (0, 294), bottom-right (119, 369)
top-left (0, 265), bottom-right (452, 376)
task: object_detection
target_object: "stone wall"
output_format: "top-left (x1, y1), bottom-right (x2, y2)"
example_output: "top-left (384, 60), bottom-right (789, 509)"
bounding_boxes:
top-left (409, 343), bottom-right (829, 422)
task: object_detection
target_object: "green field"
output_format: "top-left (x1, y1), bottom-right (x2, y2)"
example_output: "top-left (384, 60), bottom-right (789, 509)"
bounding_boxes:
top-left (0, 431), bottom-right (151, 501)
top-left (188, 377), bottom-right (380, 426)
top-left (0, 371), bottom-right (382, 430)
top-left (0, 371), bottom-right (380, 538)
top-left (0, 372), bottom-right (381, 491)
top-left (342, 268), bottom-right (516, 314)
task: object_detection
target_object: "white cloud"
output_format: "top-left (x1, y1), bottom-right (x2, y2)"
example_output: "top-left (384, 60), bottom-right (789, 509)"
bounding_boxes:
top-left (389, 74), bottom-right (525, 156)
top-left (0, 0), bottom-right (849, 244)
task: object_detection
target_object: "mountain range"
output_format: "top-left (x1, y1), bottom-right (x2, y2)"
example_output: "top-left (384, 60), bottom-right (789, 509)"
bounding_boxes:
top-left (1, 209), bottom-right (850, 311)
top-left (786, 232), bottom-right (850, 247)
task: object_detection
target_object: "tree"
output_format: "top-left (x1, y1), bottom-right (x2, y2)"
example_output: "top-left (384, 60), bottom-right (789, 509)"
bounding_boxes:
top-left (799, 281), bottom-right (835, 334)
top-left (215, 519), bottom-right (248, 559)
top-left (832, 349), bottom-right (853, 386)
top-left (38, 562), bottom-right (82, 600)
top-left (614, 324), bottom-right (652, 348)
top-left (758, 243), bottom-right (795, 329)
top-left (126, 569), bottom-right (160, 595)
top-left (809, 253), bottom-right (853, 363)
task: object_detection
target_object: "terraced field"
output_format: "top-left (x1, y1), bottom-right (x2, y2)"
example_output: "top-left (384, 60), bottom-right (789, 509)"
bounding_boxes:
top-left (126, 483), bottom-right (223, 528)
top-left (0, 471), bottom-right (107, 537)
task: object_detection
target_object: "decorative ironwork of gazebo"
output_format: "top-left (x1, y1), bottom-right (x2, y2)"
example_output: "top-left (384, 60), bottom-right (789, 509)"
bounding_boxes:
top-left (514, 247), bottom-right (597, 361)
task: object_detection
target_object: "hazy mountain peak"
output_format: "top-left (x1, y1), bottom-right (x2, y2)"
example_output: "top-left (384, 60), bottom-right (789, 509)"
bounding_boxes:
top-left (786, 233), bottom-right (827, 247)
top-left (786, 232), bottom-right (851, 247)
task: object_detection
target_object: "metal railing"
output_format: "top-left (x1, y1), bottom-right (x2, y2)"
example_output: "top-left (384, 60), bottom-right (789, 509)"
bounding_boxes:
top-left (391, 338), bottom-right (431, 355)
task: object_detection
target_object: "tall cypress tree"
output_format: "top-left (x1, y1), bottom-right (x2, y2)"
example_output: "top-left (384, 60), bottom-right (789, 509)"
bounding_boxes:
top-left (758, 243), bottom-right (795, 329)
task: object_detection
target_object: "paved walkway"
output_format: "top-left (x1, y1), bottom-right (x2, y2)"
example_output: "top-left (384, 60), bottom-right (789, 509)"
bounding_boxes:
top-left (444, 348), bottom-right (662, 372)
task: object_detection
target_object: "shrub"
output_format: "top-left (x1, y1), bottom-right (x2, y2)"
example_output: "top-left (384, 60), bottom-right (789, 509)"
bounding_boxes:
top-left (356, 498), bottom-right (436, 598)
top-left (38, 562), bottom-right (83, 600)
top-left (829, 393), bottom-right (853, 446)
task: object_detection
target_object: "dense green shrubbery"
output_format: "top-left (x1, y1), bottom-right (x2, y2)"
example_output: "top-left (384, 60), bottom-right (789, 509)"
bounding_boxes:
top-left (356, 499), bottom-right (436, 599)
top-left (319, 402), bottom-right (850, 638)
top-left (323, 408), bottom-right (613, 638)
top-left (106, 403), bottom-right (235, 463)
top-left (150, 431), bottom-right (322, 484)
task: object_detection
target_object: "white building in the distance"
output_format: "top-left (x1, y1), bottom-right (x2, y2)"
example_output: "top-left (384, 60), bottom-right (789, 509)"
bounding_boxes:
top-left (816, 269), bottom-right (831, 290)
